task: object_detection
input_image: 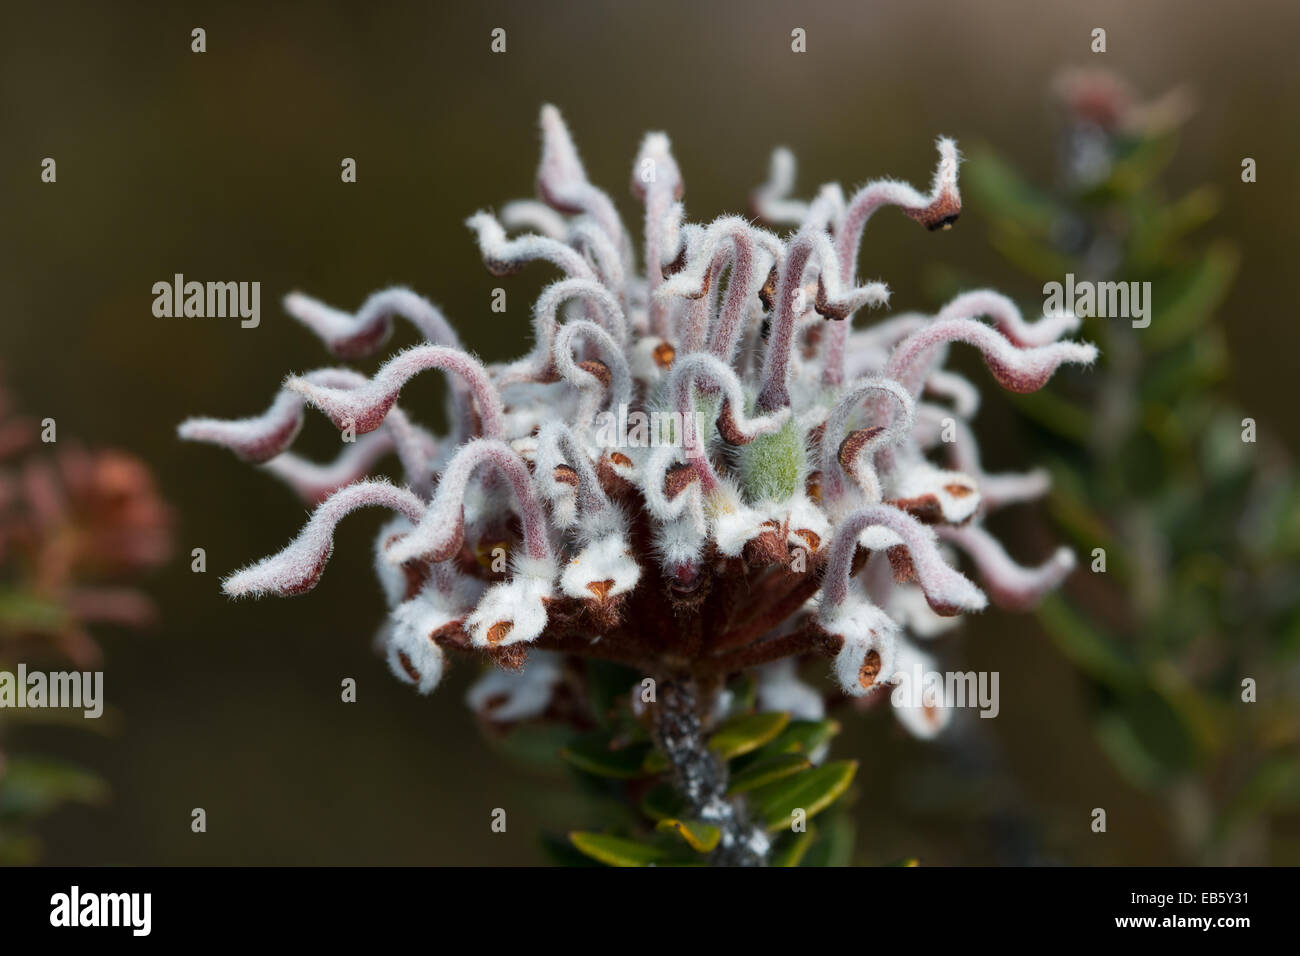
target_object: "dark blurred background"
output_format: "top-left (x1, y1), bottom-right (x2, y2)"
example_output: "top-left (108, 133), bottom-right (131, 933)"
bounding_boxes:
top-left (1, 0), bottom-right (1297, 864)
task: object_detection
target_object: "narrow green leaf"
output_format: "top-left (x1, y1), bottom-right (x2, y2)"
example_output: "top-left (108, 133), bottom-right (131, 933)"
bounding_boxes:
top-left (656, 818), bottom-right (722, 853)
top-left (964, 149), bottom-right (1060, 233)
top-left (583, 661), bottom-right (640, 728)
top-left (1012, 389), bottom-right (1093, 444)
top-left (539, 832), bottom-right (601, 867)
top-left (750, 719), bottom-right (840, 760)
top-left (799, 813), bottom-right (858, 867)
top-left (568, 831), bottom-right (681, 867)
top-left (769, 826), bottom-right (817, 867)
top-left (753, 760), bottom-right (858, 832)
top-left (726, 753), bottom-right (811, 795)
top-left (639, 783), bottom-right (686, 822)
top-left (559, 731), bottom-right (651, 779)
top-left (708, 711), bottom-right (789, 761)
top-left (1145, 242), bottom-right (1238, 350)
top-left (642, 749), bottom-right (669, 774)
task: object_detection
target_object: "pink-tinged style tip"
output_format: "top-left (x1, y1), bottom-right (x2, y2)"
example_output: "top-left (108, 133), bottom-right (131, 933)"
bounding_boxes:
top-left (283, 287), bottom-right (462, 359)
top-left (222, 480), bottom-right (426, 598)
top-left (938, 524), bottom-right (1076, 610)
top-left (822, 504), bottom-right (987, 616)
top-left (286, 345), bottom-right (504, 439)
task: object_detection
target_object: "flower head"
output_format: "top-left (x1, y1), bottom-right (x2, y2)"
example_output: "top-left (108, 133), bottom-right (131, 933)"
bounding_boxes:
top-left (181, 106), bottom-right (1095, 739)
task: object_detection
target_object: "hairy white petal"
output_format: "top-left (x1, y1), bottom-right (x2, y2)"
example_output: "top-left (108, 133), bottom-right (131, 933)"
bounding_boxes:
top-left (756, 659), bottom-right (826, 721)
top-left (889, 638), bottom-right (952, 739)
top-left (466, 650), bottom-right (565, 722)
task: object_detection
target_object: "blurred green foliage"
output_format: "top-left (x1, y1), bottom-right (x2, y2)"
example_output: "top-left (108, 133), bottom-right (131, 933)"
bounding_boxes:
top-left (965, 78), bottom-right (1300, 863)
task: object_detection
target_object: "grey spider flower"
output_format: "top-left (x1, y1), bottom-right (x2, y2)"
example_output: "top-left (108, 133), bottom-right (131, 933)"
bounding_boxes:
top-left (179, 106), bottom-right (1095, 863)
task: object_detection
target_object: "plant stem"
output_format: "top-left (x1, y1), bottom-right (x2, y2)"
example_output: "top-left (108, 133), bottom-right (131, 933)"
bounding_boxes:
top-left (652, 675), bottom-right (769, 866)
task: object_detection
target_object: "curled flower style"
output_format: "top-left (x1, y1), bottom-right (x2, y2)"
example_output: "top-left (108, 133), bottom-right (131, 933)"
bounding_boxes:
top-left (182, 105), bottom-right (1094, 766)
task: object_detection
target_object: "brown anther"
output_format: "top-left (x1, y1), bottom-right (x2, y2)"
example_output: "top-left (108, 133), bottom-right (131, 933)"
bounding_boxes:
top-left (886, 495), bottom-right (945, 524)
top-left (430, 620), bottom-right (471, 649)
top-left (552, 464), bottom-right (580, 488)
top-left (586, 579), bottom-right (615, 602)
top-left (793, 528), bottom-right (821, 552)
top-left (858, 649), bottom-right (882, 691)
top-left (716, 400), bottom-right (750, 445)
top-left (609, 452), bottom-right (633, 469)
top-left (661, 243), bottom-right (689, 278)
top-left (652, 341), bottom-right (676, 370)
top-left (814, 275), bottom-right (852, 320)
top-left (806, 470), bottom-right (824, 503)
top-left (483, 256), bottom-right (526, 278)
top-left (577, 359), bottom-right (612, 389)
top-left (905, 193), bottom-right (962, 232)
top-left (485, 621), bottom-right (514, 646)
top-left (943, 482), bottom-right (975, 499)
top-left (396, 651), bottom-right (421, 683)
top-left (838, 426), bottom-right (887, 473)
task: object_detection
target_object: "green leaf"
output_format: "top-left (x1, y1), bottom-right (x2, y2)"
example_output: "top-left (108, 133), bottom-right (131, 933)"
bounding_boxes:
top-left (583, 661), bottom-right (640, 728)
top-left (769, 826), bottom-right (817, 867)
top-left (1012, 389), bottom-right (1093, 444)
top-left (726, 753), bottom-right (811, 795)
top-left (639, 783), bottom-right (686, 822)
top-left (0, 757), bottom-right (108, 820)
top-left (709, 711), bottom-right (789, 761)
top-left (800, 813), bottom-right (858, 867)
top-left (656, 818), bottom-right (722, 853)
top-left (749, 719), bottom-right (840, 761)
top-left (1098, 130), bottom-right (1178, 198)
top-left (568, 831), bottom-right (682, 867)
top-left (641, 749), bottom-right (669, 774)
top-left (539, 831), bottom-right (602, 867)
top-left (988, 225), bottom-right (1076, 283)
top-left (1130, 185), bottom-right (1221, 268)
top-left (1145, 242), bottom-right (1238, 350)
top-left (1099, 685), bottom-right (1203, 786)
top-left (1216, 757), bottom-right (1300, 843)
top-left (492, 723), bottom-right (578, 770)
top-left (965, 149), bottom-right (1060, 234)
top-left (752, 760), bottom-right (858, 832)
top-left (559, 731), bottom-right (652, 779)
